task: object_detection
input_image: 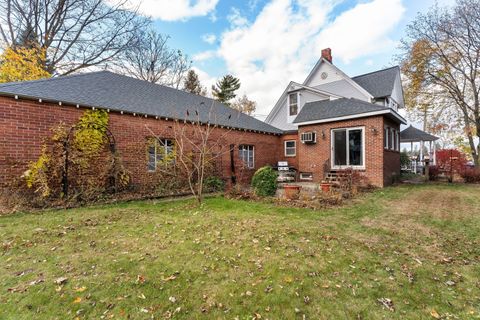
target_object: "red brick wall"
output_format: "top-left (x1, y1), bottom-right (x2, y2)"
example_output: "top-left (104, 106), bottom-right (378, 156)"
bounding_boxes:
top-left (383, 118), bottom-right (401, 185)
top-left (0, 96), bottom-right (280, 190)
top-left (278, 133), bottom-right (299, 169)
top-left (296, 116), bottom-right (399, 187)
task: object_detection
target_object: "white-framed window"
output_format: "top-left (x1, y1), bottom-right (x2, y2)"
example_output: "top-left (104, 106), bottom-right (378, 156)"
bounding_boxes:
top-left (288, 93), bottom-right (298, 116)
top-left (239, 145), bottom-right (255, 169)
top-left (384, 126), bottom-right (389, 149)
top-left (300, 172), bottom-right (313, 180)
top-left (395, 130), bottom-right (400, 151)
top-left (284, 140), bottom-right (296, 157)
top-left (390, 128), bottom-right (395, 150)
top-left (147, 138), bottom-right (174, 172)
top-left (331, 127), bottom-right (365, 169)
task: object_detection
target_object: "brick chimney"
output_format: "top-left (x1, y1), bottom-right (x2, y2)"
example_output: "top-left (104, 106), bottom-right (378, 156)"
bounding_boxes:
top-left (321, 48), bottom-right (332, 63)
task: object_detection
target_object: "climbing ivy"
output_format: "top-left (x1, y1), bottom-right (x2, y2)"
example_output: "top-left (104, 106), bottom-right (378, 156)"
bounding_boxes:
top-left (74, 109), bottom-right (109, 163)
top-left (23, 109), bottom-right (129, 202)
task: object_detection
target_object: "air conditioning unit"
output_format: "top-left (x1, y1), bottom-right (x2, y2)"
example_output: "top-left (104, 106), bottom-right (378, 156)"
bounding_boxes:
top-left (300, 131), bottom-right (316, 144)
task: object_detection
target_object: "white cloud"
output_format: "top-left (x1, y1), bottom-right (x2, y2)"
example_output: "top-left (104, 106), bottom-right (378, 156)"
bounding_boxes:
top-left (132, 0), bottom-right (219, 21)
top-left (210, 0), bottom-right (405, 114)
top-left (227, 7), bottom-right (250, 27)
top-left (191, 67), bottom-right (216, 96)
top-left (202, 33), bottom-right (217, 44)
top-left (193, 50), bottom-right (217, 62)
top-left (316, 0), bottom-right (405, 64)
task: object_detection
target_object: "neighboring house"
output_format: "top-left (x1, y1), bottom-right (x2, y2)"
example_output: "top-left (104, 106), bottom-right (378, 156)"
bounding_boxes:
top-left (266, 48), bottom-right (407, 186)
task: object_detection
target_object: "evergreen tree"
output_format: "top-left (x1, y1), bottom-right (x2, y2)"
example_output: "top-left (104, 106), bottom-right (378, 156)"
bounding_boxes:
top-left (211, 74), bottom-right (240, 105)
top-left (15, 23), bottom-right (39, 48)
top-left (183, 69), bottom-right (206, 96)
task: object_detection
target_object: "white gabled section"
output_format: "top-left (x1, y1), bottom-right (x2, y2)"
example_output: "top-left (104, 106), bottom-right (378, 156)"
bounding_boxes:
top-left (303, 58), bottom-right (374, 101)
top-left (265, 81), bottom-right (342, 131)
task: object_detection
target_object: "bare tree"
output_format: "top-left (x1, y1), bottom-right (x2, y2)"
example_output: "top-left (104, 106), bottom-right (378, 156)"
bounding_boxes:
top-left (399, 0), bottom-right (480, 165)
top-left (146, 102), bottom-right (242, 204)
top-left (119, 29), bottom-right (191, 87)
top-left (231, 94), bottom-right (256, 115)
top-left (0, 0), bottom-right (148, 75)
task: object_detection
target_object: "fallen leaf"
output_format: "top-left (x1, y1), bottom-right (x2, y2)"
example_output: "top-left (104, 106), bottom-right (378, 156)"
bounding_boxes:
top-left (54, 277), bottom-right (68, 285)
top-left (377, 298), bottom-right (395, 312)
top-left (73, 297), bottom-right (82, 304)
top-left (430, 309), bottom-right (440, 319)
top-left (75, 286), bottom-right (87, 292)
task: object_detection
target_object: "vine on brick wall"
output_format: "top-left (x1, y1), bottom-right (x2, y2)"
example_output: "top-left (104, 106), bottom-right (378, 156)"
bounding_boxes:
top-left (21, 109), bottom-right (130, 204)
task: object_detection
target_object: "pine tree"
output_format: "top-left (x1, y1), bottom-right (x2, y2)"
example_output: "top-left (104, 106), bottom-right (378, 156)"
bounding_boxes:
top-left (211, 74), bottom-right (240, 105)
top-left (15, 23), bottom-right (39, 49)
top-left (183, 69), bottom-right (206, 96)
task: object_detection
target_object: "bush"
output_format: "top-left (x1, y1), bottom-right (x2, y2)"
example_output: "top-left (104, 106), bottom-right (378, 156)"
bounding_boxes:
top-left (428, 165), bottom-right (440, 181)
top-left (204, 176), bottom-right (225, 192)
top-left (461, 168), bottom-right (480, 183)
top-left (251, 166), bottom-right (278, 197)
top-left (436, 149), bottom-right (468, 172)
top-left (400, 151), bottom-right (411, 168)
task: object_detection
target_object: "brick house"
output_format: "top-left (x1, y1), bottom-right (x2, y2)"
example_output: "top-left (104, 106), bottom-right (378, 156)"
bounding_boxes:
top-left (266, 49), bottom-right (407, 186)
top-left (0, 49), bottom-right (406, 193)
top-left (0, 72), bottom-right (283, 191)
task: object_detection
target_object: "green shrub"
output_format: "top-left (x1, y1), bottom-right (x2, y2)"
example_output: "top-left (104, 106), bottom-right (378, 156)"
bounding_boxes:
top-left (204, 176), bottom-right (225, 192)
top-left (400, 151), bottom-right (411, 168)
top-left (251, 166), bottom-right (278, 197)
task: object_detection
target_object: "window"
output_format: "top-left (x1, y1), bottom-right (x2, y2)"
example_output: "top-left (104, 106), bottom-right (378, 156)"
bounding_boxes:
top-left (331, 127), bottom-right (364, 168)
top-left (300, 172), bottom-right (313, 180)
top-left (390, 128), bottom-right (395, 150)
top-left (300, 131), bottom-right (316, 144)
top-left (289, 93), bottom-right (298, 116)
top-left (147, 138), bottom-right (174, 172)
top-left (395, 130), bottom-right (400, 151)
top-left (239, 145), bottom-right (255, 169)
top-left (284, 140), bottom-right (296, 157)
top-left (384, 127), bottom-right (389, 149)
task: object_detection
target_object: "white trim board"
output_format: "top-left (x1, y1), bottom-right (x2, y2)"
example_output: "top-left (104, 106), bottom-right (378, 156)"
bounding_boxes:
top-left (294, 109), bottom-right (407, 126)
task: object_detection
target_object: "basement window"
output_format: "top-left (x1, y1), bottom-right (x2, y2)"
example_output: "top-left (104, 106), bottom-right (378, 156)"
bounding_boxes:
top-left (299, 172), bottom-right (313, 180)
top-left (239, 145), bottom-right (255, 169)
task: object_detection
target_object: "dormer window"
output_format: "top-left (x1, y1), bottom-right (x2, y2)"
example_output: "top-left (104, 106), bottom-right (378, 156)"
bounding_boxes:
top-left (289, 93), bottom-right (298, 116)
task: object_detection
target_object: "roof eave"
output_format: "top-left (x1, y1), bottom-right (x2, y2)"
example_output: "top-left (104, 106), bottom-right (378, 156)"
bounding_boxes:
top-left (294, 109), bottom-right (407, 126)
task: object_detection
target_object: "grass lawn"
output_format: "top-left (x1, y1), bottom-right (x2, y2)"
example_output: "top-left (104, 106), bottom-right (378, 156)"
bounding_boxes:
top-left (1, 184), bottom-right (480, 319)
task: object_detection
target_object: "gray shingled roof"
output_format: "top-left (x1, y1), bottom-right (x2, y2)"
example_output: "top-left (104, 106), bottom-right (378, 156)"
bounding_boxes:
top-left (352, 66), bottom-right (398, 98)
top-left (400, 125), bottom-right (439, 142)
top-left (293, 98), bottom-right (399, 123)
top-left (0, 71), bottom-right (282, 134)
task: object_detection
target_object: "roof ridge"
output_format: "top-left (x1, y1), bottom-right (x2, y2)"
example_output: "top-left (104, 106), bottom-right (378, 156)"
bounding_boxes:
top-left (0, 70), bottom-right (109, 88)
top-left (351, 65), bottom-right (399, 79)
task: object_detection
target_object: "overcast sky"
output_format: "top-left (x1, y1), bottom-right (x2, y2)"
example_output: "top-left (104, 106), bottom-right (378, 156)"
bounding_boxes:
top-left (132, 0), bottom-right (455, 118)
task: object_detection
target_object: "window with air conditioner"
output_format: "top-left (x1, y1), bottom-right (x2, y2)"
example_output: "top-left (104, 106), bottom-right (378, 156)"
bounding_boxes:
top-left (300, 132), bottom-right (316, 144)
